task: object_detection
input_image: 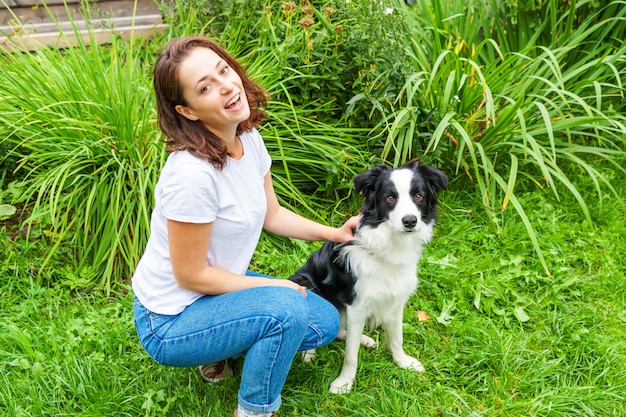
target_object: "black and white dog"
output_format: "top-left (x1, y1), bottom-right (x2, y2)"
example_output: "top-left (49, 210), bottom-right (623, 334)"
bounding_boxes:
top-left (289, 160), bottom-right (448, 394)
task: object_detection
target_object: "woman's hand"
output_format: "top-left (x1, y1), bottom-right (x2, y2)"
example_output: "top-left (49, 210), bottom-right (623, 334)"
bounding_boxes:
top-left (272, 279), bottom-right (308, 297)
top-left (332, 215), bottom-right (361, 243)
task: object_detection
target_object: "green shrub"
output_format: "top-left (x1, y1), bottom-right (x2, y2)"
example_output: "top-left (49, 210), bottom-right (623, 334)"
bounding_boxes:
top-left (372, 0), bottom-right (626, 274)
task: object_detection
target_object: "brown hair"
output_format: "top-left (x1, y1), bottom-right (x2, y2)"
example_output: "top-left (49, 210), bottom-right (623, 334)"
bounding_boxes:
top-left (153, 36), bottom-right (269, 169)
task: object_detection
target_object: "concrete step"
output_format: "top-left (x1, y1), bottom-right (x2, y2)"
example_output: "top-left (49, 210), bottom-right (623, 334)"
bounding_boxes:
top-left (1, 0), bottom-right (166, 50)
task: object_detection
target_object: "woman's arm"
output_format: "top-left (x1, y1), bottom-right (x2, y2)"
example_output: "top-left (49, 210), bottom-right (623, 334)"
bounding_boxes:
top-left (168, 219), bottom-right (307, 296)
top-left (262, 171), bottom-right (359, 242)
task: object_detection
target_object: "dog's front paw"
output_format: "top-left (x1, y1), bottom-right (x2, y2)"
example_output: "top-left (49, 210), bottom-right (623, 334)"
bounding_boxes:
top-left (360, 334), bottom-right (376, 349)
top-left (395, 355), bottom-right (425, 372)
top-left (329, 376), bottom-right (354, 394)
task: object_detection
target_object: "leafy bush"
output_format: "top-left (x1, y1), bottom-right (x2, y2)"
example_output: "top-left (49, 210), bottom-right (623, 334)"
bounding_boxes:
top-left (373, 0), bottom-right (626, 273)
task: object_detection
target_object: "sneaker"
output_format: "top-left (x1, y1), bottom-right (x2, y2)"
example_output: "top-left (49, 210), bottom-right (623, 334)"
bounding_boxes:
top-left (198, 360), bottom-right (233, 383)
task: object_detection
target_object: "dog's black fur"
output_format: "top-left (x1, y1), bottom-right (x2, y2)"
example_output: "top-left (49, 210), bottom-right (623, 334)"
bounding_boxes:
top-left (289, 240), bottom-right (357, 309)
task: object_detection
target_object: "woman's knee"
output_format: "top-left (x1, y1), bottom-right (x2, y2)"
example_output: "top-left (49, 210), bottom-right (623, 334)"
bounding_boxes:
top-left (255, 287), bottom-right (310, 333)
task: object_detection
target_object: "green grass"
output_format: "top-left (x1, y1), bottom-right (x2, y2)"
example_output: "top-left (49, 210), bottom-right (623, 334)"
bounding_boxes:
top-left (1, 1), bottom-right (624, 415)
top-left (2, 172), bottom-right (624, 416)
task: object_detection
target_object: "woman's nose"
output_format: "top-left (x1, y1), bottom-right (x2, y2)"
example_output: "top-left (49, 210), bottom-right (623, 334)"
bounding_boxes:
top-left (218, 78), bottom-right (234, 93)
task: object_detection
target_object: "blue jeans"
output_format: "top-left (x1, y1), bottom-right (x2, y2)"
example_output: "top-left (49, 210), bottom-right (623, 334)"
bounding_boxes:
top-left (133, 271), bottom-right (340, 413)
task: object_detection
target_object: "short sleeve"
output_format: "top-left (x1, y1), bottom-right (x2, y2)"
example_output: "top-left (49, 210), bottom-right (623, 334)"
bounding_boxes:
top-left (157, 157), bottom-right (219, 224)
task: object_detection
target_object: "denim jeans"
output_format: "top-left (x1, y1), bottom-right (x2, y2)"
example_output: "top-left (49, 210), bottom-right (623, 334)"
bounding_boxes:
top-left (133, 271), bottom-right (340, 413)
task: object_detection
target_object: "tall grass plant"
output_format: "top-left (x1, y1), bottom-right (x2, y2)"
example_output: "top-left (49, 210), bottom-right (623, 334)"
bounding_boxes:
top-left (0, 3), bottom-right (164, 289)
top-left (374, 0), bottom-right (626, 274)
top-left (1, 0), bottom-right (625, 285)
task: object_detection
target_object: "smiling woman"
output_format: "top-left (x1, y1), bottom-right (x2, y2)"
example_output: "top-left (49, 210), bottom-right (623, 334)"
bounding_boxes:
top-left (173, 48), bottom-right (251, 154)
top-left (132, 36), bottom-right (360, 417)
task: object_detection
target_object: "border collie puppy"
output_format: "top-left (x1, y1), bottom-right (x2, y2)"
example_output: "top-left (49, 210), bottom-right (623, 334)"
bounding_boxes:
top-left (289, 160), bottom-right (448, 394)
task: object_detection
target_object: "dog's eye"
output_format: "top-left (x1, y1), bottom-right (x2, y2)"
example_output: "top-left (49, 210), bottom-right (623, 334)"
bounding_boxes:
top-left (414, 193), bottom-right (423, 202)
top-left (386, 195), bottom-right (395, 204)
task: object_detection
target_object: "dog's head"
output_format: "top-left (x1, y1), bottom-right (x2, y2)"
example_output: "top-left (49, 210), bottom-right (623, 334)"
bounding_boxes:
top-left (354, 160), bottom-right (448, 233)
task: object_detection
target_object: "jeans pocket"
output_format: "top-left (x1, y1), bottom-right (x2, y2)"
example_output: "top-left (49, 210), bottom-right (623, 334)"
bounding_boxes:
top-left (133, 299), bottom-right (166, 338)
top-left (143, 310), bottom-right (178, 341)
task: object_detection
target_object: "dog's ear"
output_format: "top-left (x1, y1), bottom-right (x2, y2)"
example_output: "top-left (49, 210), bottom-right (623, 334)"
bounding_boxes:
top-left (353, 164), bottom-right (391, 195)
top-left (403, 158), bottom-right (421, 171)
top-left (418, 164), bottom-right (448, 193)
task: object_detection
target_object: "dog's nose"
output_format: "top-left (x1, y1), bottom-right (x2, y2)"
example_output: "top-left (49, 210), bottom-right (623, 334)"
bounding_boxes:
top-left (402, 215), bottom-right (417, 228)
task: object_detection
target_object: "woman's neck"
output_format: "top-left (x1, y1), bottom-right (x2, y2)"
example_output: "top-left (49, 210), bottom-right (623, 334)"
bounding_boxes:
top-left (206, 124), bottom-right (242, 158)
top-left (227, 135), bottom-right (244, 160)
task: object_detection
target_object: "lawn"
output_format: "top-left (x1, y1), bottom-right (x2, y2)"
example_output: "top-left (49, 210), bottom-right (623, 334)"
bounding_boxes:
top-left (1, 169), bottom-right (624, 416)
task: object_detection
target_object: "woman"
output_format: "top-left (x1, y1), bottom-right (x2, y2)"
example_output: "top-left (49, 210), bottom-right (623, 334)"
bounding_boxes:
top-left (131, 36), bottom-right (358, 417)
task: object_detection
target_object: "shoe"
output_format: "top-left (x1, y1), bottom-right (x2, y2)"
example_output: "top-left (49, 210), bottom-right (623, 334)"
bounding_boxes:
top-left (198, 360), bottom-right (233, 383)
top-left (232, 413), bottom-right (278, 417)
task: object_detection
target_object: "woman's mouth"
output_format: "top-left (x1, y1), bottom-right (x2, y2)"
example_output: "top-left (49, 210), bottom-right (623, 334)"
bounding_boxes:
top-left (225, 94), bottom-right (241, 110)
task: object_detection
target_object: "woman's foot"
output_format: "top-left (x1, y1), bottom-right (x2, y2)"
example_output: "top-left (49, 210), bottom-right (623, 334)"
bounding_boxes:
top-left (198, 360), bottom-right (233, 383)
top-left (233, 405), bottom-right (278, 417)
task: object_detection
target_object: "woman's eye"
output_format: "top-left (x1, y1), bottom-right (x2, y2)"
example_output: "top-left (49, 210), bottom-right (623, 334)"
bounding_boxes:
top-left (386, 196), bottom-right (395, 204)
top-left (221, 65), bottom-right (230, 75)
top-left (200, 84), bottom-right (211, 93)
top-left (414, 193), bottom-right (423, 202)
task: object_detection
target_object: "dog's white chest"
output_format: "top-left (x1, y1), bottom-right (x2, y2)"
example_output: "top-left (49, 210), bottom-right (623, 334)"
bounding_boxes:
top-left (343, 243), bottom-right (419, 303)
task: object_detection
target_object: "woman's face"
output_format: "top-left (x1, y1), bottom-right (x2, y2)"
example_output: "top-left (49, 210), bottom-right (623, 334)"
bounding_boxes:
top-left (175, 47), bottom-right (250, 139)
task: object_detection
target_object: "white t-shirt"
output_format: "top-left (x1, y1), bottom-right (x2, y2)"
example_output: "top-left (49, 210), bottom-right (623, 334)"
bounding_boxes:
top-left (132, 129), bottom-right (272, 315)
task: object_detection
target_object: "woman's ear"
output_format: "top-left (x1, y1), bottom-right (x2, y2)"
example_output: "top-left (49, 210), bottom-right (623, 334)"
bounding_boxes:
top-left (175, 104), bottom-right (199, 121)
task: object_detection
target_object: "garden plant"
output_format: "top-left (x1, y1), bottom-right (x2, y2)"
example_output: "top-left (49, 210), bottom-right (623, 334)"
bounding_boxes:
top-left (1, 0), bottom-right (625, 416)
